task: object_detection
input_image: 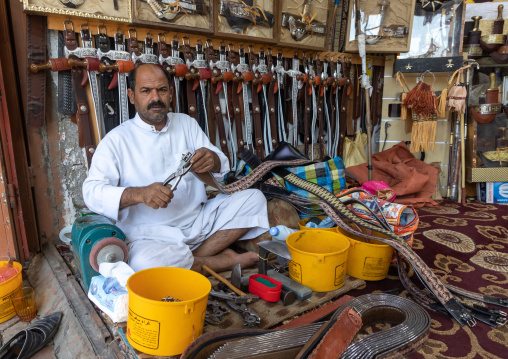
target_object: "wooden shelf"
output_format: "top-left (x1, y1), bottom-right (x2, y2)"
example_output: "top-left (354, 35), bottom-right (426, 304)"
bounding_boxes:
top-left (46, 15), bottom-right (385, 67)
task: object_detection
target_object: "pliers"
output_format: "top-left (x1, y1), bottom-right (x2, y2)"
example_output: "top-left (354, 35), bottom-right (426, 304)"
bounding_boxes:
top-left (162, 151), bottom-right (194, 190)
top-left (225, 300), bottom-right (261, 327)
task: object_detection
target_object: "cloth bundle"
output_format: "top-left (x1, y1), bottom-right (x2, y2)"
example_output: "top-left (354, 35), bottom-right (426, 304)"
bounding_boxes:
top-left (358, 180), bottom-right (396, 202)
top-left (282, 156), bottom-right (347, 204)
top-left (343, 131), bottom-right (368, 168)
top-left (347, 142), bottom-right (438, 208)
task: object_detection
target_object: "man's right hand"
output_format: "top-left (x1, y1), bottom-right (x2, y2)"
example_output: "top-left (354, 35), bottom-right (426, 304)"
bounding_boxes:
top-left (120, 183), bottom-right (174, 210)
top-left (139, 183), bottom-right (174, 209)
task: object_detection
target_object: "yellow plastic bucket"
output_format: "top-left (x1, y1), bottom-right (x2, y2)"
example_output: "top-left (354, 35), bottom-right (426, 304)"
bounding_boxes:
top-left (337, 227), bottom-right (394, 281)
top-left (298, 216), bottom-right (337, 232)
top-left (0, 261), bottom-right (23, 323)
top-left (126, 267), bottom-right (211, 356)
top-left (286, 230), bottom-right (350, 292)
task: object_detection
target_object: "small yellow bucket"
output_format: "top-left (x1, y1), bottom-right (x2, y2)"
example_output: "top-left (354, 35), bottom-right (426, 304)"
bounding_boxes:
top-left (298, 217), bottom-right (336, 232)
top-left (337, 227), bottom-right (394, 281)
top-left (286, 230), bottom-right (350, 292)
top-left (126, 267), bottom-right (211, 356)
top-left (0, 261), bottom-right (23, 323)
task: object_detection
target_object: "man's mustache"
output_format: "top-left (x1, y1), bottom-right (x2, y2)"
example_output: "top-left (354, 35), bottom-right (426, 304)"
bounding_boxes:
top-left (147, 101), bottom-right (166, 110)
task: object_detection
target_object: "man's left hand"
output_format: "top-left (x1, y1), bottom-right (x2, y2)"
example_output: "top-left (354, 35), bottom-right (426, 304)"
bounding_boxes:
top-left (190, 148), bottom-right (221, 173)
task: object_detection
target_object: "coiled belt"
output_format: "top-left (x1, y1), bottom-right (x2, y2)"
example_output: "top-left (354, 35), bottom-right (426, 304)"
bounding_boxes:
top-left (336, 294), bottom-right (431, 359)
top-left (180, 294), bottom-right (430, 359)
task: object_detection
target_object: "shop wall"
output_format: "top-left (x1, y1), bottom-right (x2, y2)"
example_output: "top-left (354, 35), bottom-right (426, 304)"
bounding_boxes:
top-left (380, 55), bottom-right (452, 198)
top-left (27, 31), bottom-right (88, 244)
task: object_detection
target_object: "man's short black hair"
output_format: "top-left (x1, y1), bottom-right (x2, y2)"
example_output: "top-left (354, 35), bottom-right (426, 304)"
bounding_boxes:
top-left (128, 64), bottom-right (171, 90)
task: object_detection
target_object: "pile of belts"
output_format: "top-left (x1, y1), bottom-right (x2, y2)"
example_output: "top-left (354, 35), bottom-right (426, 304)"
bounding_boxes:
top-left (181, 293), bottom-right (431, 359)
top-left (197, 144), bottom-right (508, 331)
top-left (28, 19), bottom-right (384, 169)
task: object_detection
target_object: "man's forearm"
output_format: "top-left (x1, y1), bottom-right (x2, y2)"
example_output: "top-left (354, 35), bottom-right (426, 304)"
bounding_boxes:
top-left (119, 187), bottom-right (142, 209)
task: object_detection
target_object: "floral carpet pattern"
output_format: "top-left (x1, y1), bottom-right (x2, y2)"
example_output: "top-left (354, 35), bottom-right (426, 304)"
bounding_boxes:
top-left (347, 200), bottom-right (508, 359)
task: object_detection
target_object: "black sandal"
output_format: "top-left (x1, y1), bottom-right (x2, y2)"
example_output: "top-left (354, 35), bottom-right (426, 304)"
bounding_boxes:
top-left (0, 312), bottom-right (62, 359)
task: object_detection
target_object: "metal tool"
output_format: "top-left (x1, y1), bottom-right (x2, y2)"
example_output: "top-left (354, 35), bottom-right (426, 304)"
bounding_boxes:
top-left (230, 263), bottom-right (242, 290)
top-left (257, 240), bottom-right (292, 275)
top-left (71, 215), bottom-right (128, 291)
top-left (202, 264), bottom-right (253, 299)
top-left (267, 269), bottom-right (312, 302)
top-left (162, 152), bottom-right (194, 189)
top-left (209, 290), bottom-right (259, 304)
top-left (280, 289), bottom-right (296, 306)
top-left (205, 299), bottom-right (230, 325)
top-left (225, 301), bottom-right (261, 327)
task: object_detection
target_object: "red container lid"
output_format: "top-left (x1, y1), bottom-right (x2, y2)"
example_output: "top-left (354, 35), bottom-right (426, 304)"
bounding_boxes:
top-left (249, 274), bottom-right (282, 302)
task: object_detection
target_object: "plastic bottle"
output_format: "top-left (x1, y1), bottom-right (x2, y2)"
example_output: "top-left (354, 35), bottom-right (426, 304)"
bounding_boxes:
top-left (317, 217), bottom-right (336, 228)
top-left (269, 225), bottom-right (299, 242)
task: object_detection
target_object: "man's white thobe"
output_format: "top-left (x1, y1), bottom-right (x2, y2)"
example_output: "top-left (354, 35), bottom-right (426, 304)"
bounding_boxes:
top-left (83, 113), bottom-right (269, 271)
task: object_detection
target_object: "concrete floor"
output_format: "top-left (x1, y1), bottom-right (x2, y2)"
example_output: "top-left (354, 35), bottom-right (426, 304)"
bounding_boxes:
top-left (0, 244), bottom-right (130, 359)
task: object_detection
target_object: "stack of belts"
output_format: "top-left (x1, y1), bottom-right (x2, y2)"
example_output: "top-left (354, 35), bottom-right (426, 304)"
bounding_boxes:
top-left (181, 294), bottom-right (430, 359)
top-left (209, 155), bottom-right (508, 328)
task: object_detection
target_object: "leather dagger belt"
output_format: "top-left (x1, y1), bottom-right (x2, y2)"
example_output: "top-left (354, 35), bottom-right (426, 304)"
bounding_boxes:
top-left (219, 0), bottom-right (274, 27)
top-left (180, 294), bottom-right (430, 358)
top-left (471, 103), bottom-right (502, 115)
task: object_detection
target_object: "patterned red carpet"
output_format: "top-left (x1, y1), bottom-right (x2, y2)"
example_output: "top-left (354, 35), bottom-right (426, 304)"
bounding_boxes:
top-left (347, 200), bottom-right (508, 358)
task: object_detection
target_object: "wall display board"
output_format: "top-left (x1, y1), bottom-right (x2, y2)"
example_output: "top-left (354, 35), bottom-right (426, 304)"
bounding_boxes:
top-left (215, 0), bottom-right (277, 43)
top-left (23, 0), bottom-right (131, 22)
top-left (278, 0), bottom-right (332, 50)
top-left (345, 0), bottom-right (416, 53)
top-left (398, 0), bottom-right (465, 59)
top-left (132, 0), bottom-right (213, 33)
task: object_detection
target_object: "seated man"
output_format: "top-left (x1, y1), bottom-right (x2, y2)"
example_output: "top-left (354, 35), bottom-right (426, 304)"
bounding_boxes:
top-left (83, 63), bottom-right (269, 274)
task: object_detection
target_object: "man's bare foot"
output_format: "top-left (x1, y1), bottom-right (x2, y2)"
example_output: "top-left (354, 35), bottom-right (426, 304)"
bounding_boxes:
top-left (221, 248), bottom-right (258, 268)
top-left (191, 248), bottom-right (259, 275)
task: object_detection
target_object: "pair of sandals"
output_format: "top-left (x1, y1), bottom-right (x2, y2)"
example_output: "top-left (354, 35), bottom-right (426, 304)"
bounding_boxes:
top-left (0, 312), bottom-right (62, 359)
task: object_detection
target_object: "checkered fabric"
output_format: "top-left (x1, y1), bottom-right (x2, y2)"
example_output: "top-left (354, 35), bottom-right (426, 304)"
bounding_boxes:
top-left (282, 157), bottom-right (347, 218)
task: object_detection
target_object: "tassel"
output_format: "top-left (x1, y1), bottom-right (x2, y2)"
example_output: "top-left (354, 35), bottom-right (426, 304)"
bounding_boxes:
top-left (437, 87), bottom-right (448, 118)
top-left (401, 92), bottom-right (407, 121)
top-left (405, 108), bottom-right (413, 134)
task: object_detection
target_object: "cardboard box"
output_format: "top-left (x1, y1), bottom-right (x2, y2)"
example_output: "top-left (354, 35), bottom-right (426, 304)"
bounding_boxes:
top-left (477, 182), bottom-right (508, 204)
